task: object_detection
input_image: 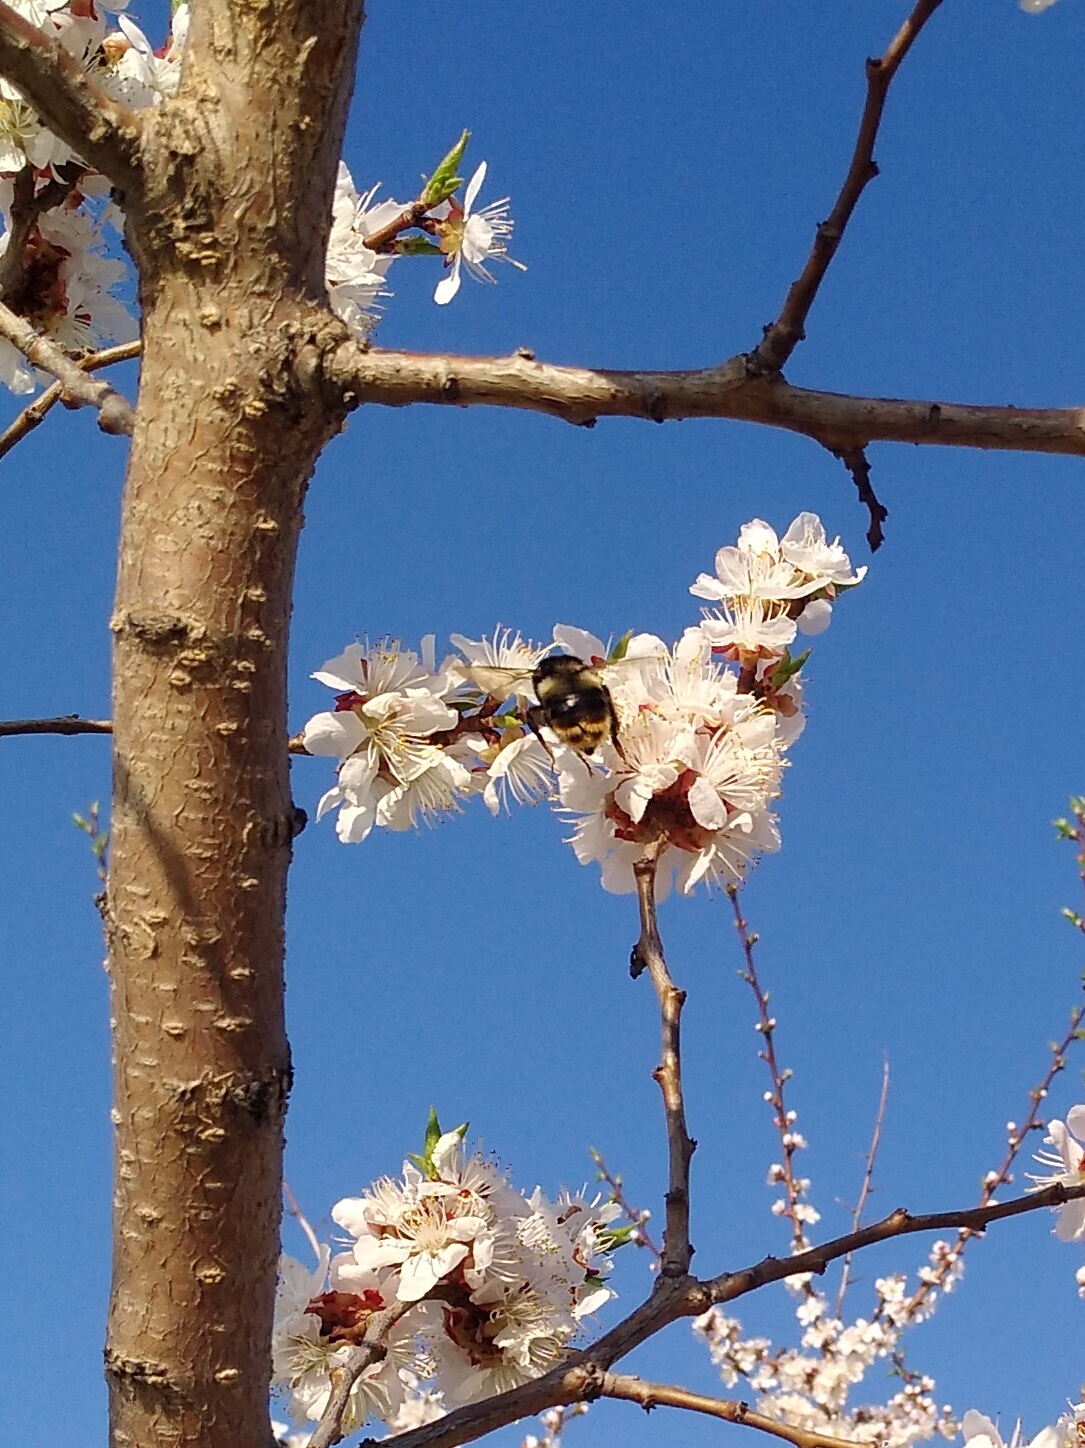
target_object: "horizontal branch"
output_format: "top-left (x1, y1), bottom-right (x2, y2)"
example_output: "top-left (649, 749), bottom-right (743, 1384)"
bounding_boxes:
top-left (707, 1178), bottom-right (1085, 1304)
top-left (602, 1374), bottom-right (860, 1448)
top-left (325, 344), bottom-right (1085, 456)
top-left (0, 715), bottom-right (311, 753)
top-left (0, 342), bottom-right (141, 462)
top-left (0, 0), bottom-right (143, 189)
top-left (0, 301), bottom-right (134, 436)
top-left (0, 714), bottom-right (112, 738)
top-left (374, 1179), bottom-right (1085, 1448)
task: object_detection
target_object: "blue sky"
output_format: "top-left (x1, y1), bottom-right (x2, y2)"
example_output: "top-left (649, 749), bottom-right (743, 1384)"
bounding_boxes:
top-left (2, 2), bottom-right (1084, 1445)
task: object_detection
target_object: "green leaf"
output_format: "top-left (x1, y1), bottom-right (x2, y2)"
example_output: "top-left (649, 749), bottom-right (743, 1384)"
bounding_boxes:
top-left (608, 630), bottom-right (633, 662)
top-left (421, 130), bottom-right (470, 207)
top-left (395, 237), bottom-right (444, 257)
top-left (768, 647), bottom-right (811, 690)
top-left (597, 1223), bottom-right (638, 1251)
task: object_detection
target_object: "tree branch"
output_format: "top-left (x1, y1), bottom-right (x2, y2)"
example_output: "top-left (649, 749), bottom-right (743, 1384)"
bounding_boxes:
top-left (308, 1302), bottom-right (414, 1448)
top-left (0, 714), bottom-right (313, 754)
top-left (0, 714), bottom-right (112, 737)
top-left (0, 0), bottom-right (143, 189)
top-left (0, 341), bottom-right (141, 461)
top-left (707, 1178), bottom-right (1085, 1305)
top-left (600, 1374), bottom-right (863, 1448)
top-left (630, 852), bottom-right (696, 1276)
top-left (372, 1180), bottom-right (1085, 1448)
top-left (325, 344), bottom-right (1085, 456)
top-left (0, 300), bottom-right (134, 435)
top-left (751, 0), bottom-right (945, 374)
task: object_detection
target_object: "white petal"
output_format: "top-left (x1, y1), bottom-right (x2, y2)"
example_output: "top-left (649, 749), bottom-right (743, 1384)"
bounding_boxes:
top-left (687, 774), bottom-right (729, 831)
top-left (796, 598), bottom-right (832, 636)
top-left (434, 255), bottom-right (462, 304)
top-left (312, 643), bottom-right (367, 692)
top-left (1065, 1104), bottom-right (1085, 1141)
top-left (463, 160), bottom-right (487, 214)
top-left (1055, 1198), bottom-right (1085, 1243)
top-left (552, 624), bottom-right (606, 662)
top-left (303, 710), bottom-right (367, 757)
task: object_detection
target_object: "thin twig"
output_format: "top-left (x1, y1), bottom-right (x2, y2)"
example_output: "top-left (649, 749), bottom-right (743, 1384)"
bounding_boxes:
top-left (0, 714), bottom-right (113, 737)
top-left (630, 848), bottom-right (697, 1276)
top-left (898, 994), bottom-right (1085, 1321)
top-left (601, 1373), bottom-right (864, 1448)
top-left (727, 885), bottom-right (811, 1264)
top-left (835, 1056), bottom-right (890, 1316)
top-left (0, 299), bottom-right (133, 434)
top-left (0, 0), bottom-right (143, 189)
top-left (833, 444), bottom-right (888, 551)
top-left (325, 342), bottom-right (1085, 456)
top-left (708, 1178), bottom-right (1085, 1307)
top-left (0, 714), bottom-right (311, 754)
top-left (308, 1300), bottom-right (414, 1448)
top-left (0, 340), bottom-right (140, 462)
top-left (751, 0), bottom-right (945, 373)
top-left (590, 1148), bottom-right (663, 1265)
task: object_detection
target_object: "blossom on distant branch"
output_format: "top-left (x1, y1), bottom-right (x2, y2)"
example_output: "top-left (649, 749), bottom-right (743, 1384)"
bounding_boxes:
top-left (1026, 1105), bottom-right (1085, 1241)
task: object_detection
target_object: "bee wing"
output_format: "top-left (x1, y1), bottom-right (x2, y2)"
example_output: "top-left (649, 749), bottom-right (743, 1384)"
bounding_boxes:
top-left (457, 662), bottom-right (536, 699)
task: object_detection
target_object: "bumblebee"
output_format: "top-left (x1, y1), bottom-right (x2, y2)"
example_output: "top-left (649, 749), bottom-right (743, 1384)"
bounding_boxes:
top-left (461, 652), bottom-right (629, 763)
top-left (528, 654), bottom-right (626, 762)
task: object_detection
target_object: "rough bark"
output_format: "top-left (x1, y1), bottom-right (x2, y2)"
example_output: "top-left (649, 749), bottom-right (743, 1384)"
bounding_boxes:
top-left (103, 4), bottom-right (364, 1447)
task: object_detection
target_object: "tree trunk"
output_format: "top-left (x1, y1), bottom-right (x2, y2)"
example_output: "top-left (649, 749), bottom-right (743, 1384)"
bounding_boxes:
top-left (103, 4), bottom-right (364, 1444)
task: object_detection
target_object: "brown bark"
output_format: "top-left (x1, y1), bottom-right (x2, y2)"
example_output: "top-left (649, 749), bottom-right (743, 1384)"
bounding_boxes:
top-left (102, 4), bottom-right (364, 1447)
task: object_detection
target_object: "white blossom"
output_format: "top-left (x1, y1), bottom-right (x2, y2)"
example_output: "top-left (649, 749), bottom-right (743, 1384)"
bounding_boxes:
top-left (1026, 1105), bottom-right (1085, 1241)
top-left (433, 161), bottom-right (525, 305)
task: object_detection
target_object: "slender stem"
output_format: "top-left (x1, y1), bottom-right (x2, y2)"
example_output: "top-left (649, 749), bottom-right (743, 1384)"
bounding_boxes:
top-left (751, 0), bottom-right (945, 373)
top-left (601, 1374), bottom-right (865, 1448)
top-left (0, 341), bottom-right (140, 462)
top-left (631, 851), bottom-right (696, 1276)
top-left (728, 886), bottom-right (811, 1263)
top-left (590, 1148), bottom-right (663, 1265)
top-left (0, 714), bottom-right (112, 737)
top-left (308, 1301), bottom-right (413, 1448)
top-left (0, 715), bottom-right (311, 753)
top-left (0, 299), bottom-right (134, 434)
top-left (835, 1056), bottom-right (890, 1316)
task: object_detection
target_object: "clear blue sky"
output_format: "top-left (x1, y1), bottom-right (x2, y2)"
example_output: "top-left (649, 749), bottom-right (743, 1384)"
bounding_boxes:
top-left (2, 2), bottom-right (1084, 1445)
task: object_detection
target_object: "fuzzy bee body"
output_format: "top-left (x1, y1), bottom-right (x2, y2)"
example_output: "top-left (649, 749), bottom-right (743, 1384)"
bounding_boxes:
top-left (527, 655), bottom-right (623, 760)
top-left (459, 651), bottom-right (629, 763)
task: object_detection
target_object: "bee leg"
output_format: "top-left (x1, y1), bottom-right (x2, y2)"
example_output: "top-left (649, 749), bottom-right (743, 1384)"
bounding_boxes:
top-left (525, 706), bottom-right (557, 770)
top-left (606, 692), bottom-right (629, 764)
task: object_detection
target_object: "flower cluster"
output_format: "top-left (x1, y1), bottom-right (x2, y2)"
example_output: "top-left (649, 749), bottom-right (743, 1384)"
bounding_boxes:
top-left (271, 1118), bottom-right (620, 1435)
top-left (0, 0), bottom-right (189, 391)
top-left (326, 149), bottom-right (523, 338)
top-left (0, 22), bottom-right (519, 388)
top-left (303, 513), bottom-right (862, 897)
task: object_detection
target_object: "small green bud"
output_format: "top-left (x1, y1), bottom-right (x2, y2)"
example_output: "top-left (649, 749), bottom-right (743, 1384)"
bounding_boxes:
top-left (421, 130), bottom-right (470, 208)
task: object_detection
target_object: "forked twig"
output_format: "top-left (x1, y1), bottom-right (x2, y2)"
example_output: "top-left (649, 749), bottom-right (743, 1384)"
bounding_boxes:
top-left (752, 0), bottom-right (945, 373)
top-left (0, 341), bottom-right (140, 462)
